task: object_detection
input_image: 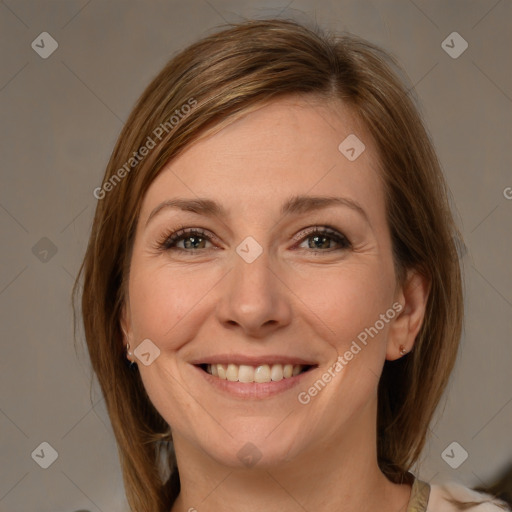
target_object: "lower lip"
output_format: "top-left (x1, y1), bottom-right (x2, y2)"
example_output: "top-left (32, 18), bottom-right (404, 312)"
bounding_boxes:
top-left (192, 364), bottom-right (314, 399)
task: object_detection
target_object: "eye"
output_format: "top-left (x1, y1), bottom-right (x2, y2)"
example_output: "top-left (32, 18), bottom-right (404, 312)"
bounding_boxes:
top-left (155, 227), bottom-right (218, 253)
top-left (154, 225), bottom-right (351, 255)
top-left (294, 226), bottom-right (351, 252)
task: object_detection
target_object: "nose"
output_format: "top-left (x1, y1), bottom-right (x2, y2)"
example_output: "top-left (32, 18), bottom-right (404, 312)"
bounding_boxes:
top-left (215, 248), bottom-right (292, 338)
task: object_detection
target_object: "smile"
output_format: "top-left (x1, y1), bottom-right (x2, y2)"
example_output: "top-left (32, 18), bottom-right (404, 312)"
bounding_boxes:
top-left (202, 363), bottom-right (313, 383)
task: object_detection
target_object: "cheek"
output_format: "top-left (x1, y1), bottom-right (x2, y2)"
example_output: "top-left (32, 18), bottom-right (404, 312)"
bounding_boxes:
top-left (126, 262), bottom-right (213, 429)
top-left (296, 270), bottom-right (394, 426)
top-left (295, 262), bottom-right (395, 350)
top-left (128, 260), bottom-right (217, 345)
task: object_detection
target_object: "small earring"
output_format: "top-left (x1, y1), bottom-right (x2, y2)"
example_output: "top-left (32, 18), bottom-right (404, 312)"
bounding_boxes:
top-left (399, 345), bottom-right (408, 356)
top-left (126, 343), bottom-right (136, 369)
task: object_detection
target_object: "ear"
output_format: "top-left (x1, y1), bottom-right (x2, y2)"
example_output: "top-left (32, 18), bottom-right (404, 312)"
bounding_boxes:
top-left (120, 301), bottom-right (132, 354)
top-left (386, 269), bottom-right (430, 361)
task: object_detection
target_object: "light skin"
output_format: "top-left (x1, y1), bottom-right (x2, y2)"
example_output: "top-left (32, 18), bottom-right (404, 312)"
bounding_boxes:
top-left (121, 96), bottom-right (430, 512)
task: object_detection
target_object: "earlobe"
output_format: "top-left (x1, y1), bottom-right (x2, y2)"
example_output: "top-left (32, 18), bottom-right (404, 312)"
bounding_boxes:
top-left (120, 304), bottom-right (137, 366)
top-left (386, 269), bottom-right (430, 361)
top-left (121, 303), bottom-right (138, 368)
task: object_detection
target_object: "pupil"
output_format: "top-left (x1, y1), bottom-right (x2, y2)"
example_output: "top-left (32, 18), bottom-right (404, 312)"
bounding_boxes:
top-left (309, 235), bottom-right (329, 249)
top-left (184, 236), bottom-right (204, 249)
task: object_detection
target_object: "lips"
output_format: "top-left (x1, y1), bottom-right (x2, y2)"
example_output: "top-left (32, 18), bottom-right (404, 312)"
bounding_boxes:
top-left (192, 361), bottom-right (317, 399)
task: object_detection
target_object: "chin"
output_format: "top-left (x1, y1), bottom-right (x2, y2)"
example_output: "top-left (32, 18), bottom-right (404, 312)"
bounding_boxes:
top-left (199, 420), bottom-right (309, 470)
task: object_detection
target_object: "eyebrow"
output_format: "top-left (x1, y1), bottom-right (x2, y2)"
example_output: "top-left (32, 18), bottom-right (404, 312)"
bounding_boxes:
top-left (145, 195), bottom-right (370, 227)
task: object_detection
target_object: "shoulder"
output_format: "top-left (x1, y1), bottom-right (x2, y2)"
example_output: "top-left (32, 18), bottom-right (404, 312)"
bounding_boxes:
top-left (426, 481), bottom-right (510, 512)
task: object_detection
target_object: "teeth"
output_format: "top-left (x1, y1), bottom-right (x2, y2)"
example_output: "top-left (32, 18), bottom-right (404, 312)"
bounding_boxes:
top-left (254, 364), bottom-right (270, 383)
top-left (226, 363), bottom-right (238, 382)
top-left (217, 364), bottom-right (227, 379)
top-left (205, 363), bottom-right (306, 383)
top-left (270, 364), bottom-right (283, 381)
top-left (238, 365), bottom-right (254, 383)
top-left (292, 365), bottom-right (302, 376)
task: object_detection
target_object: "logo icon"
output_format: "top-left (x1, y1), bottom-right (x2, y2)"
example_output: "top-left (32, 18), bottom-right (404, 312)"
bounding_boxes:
top-left (441, 441), bottom-right (468, 469)
top-left (237, 442), bottom-right (263, 467)
top-left (442, 32), bottom-right (468, 59)
top-left (338, 134), bottom-right (366, 161)
top-left (134, 338), bottom-right (161, 366)
top-left (32, 237), bottom-right (58, 263)
top-left (452, 234), bottom-right (467, 262)
top-left (31, 32), bottom-right (59, 59)
top-left (31, 441), bottom-right (59, 469)
top-left (236, 236), bottom-right (263, 263)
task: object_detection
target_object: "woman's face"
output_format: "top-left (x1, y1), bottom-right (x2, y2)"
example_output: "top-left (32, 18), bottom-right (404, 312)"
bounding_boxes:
top-left (122, 96), bottom-right (405, 468)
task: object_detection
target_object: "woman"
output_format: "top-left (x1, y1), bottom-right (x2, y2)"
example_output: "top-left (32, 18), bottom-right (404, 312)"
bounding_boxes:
top-left (74, 18), bottom-right (510, 512)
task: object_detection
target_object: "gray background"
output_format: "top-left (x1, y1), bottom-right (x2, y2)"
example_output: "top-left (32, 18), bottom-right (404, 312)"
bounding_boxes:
top-left (1, 1), bottom-right (511, 511)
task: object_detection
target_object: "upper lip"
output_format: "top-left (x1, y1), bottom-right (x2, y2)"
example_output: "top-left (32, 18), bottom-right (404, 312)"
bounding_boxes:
top-left (190, 354), bottom-right (317, 366)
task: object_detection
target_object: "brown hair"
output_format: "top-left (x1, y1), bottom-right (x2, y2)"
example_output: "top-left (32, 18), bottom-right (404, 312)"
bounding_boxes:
top-left (73, 18), bottom-right (464, 512)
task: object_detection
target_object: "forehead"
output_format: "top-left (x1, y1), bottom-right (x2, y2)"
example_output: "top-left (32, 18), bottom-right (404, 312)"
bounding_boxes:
top-left (139, 96), bottom-right (385, 224)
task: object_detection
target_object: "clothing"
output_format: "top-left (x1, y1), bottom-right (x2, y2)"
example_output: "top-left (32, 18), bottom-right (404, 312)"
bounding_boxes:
top-left (407, 477), bottom-right (510, 512)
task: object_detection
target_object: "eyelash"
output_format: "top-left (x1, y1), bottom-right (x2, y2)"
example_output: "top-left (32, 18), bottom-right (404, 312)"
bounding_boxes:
top-left (154, 225), bottom-right (351, 255)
